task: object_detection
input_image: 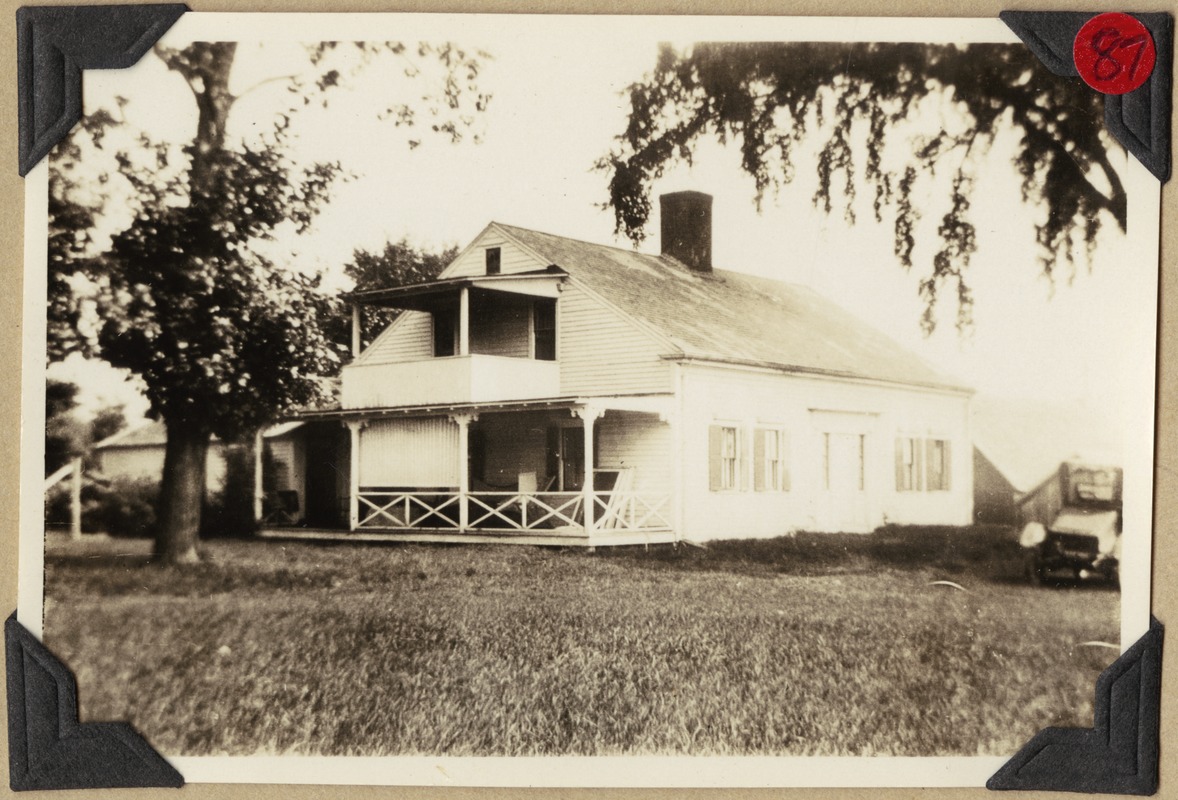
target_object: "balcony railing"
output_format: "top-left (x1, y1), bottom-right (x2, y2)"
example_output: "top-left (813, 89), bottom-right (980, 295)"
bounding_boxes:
top-left (341, 355), bottom-right (561, 409)
top-left (355, 490), bottom-right (672, 535)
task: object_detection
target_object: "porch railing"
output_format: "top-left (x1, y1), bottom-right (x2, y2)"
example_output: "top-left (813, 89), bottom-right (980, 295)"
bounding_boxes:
top-left (355, 490), bottom-right (672, 534)
top-left (593, 491), bottom-right (673, 531)
top-left (358, 492), bottom-right (461, 529)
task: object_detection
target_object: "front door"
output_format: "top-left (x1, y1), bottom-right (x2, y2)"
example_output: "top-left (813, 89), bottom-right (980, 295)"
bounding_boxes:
top-left (545, 425), bottom-right (586, 491)
top-left (820, 431), bottom-right (871, 532)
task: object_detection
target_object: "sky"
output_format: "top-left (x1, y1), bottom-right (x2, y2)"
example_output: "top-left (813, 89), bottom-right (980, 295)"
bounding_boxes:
top-left (51, 20), bottom-right (1157, 462)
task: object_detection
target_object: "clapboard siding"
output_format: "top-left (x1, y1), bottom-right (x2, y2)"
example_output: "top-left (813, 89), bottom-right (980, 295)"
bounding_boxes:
top-left (678, 363), bottom-right (972, 539)
top-left (559, 282), bottom-right (672, 395)
top-left (597, 412), bottom-right (672, 494)
top-left (358, 310), bottom-right (434, 365)
top-left (359, 417), bottom-right (458, 488)
top-left (444, 233), bottom-right (545, 278)
top-left (471, 293), bottom-right (531, 358)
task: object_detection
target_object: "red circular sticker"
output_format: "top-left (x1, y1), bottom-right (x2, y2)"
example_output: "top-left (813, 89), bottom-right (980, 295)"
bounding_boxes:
top-left (1073, 13), bottom-right (1156, 95)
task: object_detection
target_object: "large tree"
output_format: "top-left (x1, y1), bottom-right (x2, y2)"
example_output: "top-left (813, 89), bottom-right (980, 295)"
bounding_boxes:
top-left (601, 42), bottom-right (1121, 333)
top-left (51, 41), bottom-right (489, 563)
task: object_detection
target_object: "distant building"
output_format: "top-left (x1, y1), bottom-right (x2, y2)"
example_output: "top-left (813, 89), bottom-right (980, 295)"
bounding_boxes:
top-left (969, 395), bottom-right (1122, 525)
top-left (93, 422), bottom-right (230, 490)
top-left (93, 421), bottom-right (303, 495)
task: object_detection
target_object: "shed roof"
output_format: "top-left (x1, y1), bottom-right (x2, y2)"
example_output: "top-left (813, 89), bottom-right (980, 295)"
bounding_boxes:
top-left (494, 223), bottom-right (969, 393)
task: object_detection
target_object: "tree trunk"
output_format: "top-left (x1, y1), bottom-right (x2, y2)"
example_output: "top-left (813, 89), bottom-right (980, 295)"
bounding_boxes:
top-left (155, 423), bottom-right (210, 565)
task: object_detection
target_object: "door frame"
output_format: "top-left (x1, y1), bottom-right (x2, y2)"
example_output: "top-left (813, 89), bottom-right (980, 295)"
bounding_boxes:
top-left (809, 409), bottom-right (880, 532)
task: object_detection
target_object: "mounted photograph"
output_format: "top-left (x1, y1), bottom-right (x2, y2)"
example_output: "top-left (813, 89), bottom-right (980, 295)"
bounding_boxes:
top-left (19, 12), bottom-right (1160, 788)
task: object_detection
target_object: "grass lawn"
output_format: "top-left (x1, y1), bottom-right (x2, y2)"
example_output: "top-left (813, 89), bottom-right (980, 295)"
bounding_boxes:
top-left (42, 526), bottom-right (1120, 757)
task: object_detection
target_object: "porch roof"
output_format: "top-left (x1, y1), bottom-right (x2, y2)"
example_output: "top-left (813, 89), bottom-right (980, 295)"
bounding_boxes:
top-left (346, 269), bottom-right (566, 310)
top-left (289, 392), bottom-right (675, 422)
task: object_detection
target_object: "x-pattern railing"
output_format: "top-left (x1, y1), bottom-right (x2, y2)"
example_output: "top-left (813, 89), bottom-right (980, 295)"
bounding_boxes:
top-left (358, 492), bottom-right (459, 529)
top-left (467, 492), bottom-right (583, 531)
top-left (354, 490), bottom-right (671, 533)
top-left (593, 491), bottom-right (673, 531)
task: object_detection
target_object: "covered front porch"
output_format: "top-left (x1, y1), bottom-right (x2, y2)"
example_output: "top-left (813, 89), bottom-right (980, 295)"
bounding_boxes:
top-left (259, 395), bottom-right (679, 547)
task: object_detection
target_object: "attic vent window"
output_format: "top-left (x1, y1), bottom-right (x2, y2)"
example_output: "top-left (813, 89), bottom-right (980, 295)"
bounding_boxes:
top-left (485, 247), bottom-right (501, 275)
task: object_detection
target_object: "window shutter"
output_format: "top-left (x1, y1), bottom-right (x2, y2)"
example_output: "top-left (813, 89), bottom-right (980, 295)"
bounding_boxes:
top-left (943, 440), bottom-right (952, 490)
top-left (915, 438), bottom-right (925, 491)
top-left (753, 429), bottom-right (766, 491)
top-left (926, 438), bottom-right (938, 490)
top-left (708, 425), bottom-right (723, 491)
top-left (781, 430), bottom-right (792, 492)
top-left (895, 438), bottom-right (905, 491)
top-left (739, 427), bottom-right (750, 491)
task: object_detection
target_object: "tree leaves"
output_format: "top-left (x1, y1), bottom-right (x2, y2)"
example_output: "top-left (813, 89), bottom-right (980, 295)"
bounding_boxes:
top-left (601, 42), bottom-right (1123, 332)
top-left (339, 238), bottom-right (458, 351)
top-left (50, 40), bottom-right (490, 440)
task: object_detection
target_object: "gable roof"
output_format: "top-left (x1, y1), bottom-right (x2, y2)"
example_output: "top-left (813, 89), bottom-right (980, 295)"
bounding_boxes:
top-left (493, 223), bottom-right (969, 392)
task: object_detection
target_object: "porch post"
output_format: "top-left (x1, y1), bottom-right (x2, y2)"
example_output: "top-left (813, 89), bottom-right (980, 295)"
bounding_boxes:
top-left (346, 420), bottom-right (364, 530)
top-left (458, 286), bottom-right (470, 356)
top-left (450, 413), bottom-right (477, 531)
top-left (574, 406), bottom-right (602, 535)
top-left (351, 304), bottom-right (362, 358)
top-left (253, 428), bottom-right (264, 525)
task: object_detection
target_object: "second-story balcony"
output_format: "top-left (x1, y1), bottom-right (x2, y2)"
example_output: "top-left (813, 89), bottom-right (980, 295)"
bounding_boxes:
top-left (341, 270), bottom-right (566, 410)
top-left (341, 354), bottom-right (561, 409)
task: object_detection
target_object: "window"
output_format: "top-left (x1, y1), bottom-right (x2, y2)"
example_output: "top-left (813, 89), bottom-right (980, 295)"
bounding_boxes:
top-left (926, 439), bottom-right (951, 491)
top-left (533, 300), bottom-right (557, 361)
top-left (485, 247), bottom-right (501, 275)
top-left (754, 428), bottom-right (790, 492)
top-left (1072, 467), bottom-right (1115, 502)
top-left (432, 307), bottom-right (458, 357)
top-left (895, 436), bottom-right (951, 492)
top-left (895, 437), bottom-right (920, 491)
top-left (708, 424), bottom-right (743, 491)
top-left (721, 427), bottom-right (738, 489)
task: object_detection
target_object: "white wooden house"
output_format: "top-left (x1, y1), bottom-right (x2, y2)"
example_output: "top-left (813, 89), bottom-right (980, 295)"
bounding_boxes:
top-left (267, 192), bottom-right (974, 545)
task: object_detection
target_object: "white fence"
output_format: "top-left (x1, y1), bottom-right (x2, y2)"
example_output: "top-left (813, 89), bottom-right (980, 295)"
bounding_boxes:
top-left (355, 490), bottom-right (672, 535)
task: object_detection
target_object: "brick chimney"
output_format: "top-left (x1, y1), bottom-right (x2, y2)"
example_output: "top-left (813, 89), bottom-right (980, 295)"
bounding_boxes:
top-left (660, 191), bottom-right (712, 272)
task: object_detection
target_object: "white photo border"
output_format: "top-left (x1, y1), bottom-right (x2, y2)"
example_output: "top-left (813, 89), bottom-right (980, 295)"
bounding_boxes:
top-left (18, 11), bottom-right (1162, 788)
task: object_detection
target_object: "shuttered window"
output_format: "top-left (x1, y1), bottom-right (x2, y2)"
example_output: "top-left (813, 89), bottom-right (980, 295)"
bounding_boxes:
top-left (895, 436), bottom-right (922, 491)
top-left (708, 424), bottom-right (742, 491)
top-left (754, 428), bottom-right (790, 492)
top-left (926, 439), bottom-right (951, 491)
top-left (896, 436), bottom-right (950, 492)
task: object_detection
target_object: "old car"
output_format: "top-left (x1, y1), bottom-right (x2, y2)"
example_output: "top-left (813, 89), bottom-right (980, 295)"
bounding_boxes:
top-left (1018, 460), bottom-right (1122, 585)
